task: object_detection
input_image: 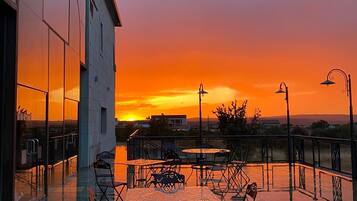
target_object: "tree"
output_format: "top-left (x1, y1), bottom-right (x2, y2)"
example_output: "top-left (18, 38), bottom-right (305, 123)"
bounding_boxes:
top-left (213, 100), bottom-right (256, 135)
top-left (249, 108), bottom-right (262, 135)
top-left (311, 120), bottom-right (329, 130)
top-left (291, 126), bottom-right (309, 136)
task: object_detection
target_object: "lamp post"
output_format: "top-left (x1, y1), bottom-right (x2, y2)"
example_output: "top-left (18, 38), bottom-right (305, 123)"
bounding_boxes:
top-left (198, 83), bottom-right (207, 186)
top-left (276, 82), bottom-right (293, 201)
top-left (321, 68), bottom-right (356, 201)
top-left (198, 83), bottom-right (208, 147)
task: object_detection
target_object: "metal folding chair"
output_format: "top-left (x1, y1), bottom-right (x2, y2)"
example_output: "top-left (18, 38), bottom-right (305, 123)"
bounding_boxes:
top-left (96, 151), bottom-right (115, 161)
top-left (93, 159), bottom-right (127, 201)
top-left (232, 182), bottom-right (258, 201)
top-left (150, 170), bottom-right (185, 193)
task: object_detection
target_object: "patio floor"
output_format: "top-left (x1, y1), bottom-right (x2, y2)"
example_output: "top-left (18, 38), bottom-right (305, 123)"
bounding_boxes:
top-left (41, 145), bottom-right (352, 201)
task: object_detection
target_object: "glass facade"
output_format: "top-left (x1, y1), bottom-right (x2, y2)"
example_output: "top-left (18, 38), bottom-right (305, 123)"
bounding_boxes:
top-left (15, 0), bottom-right (82, 200)
top-left (43, 0), bottom-right (69, 42)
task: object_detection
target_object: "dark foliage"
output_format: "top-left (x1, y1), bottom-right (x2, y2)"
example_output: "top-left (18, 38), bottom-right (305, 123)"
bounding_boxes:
top-left (213, 100), bottom-right (261, 135)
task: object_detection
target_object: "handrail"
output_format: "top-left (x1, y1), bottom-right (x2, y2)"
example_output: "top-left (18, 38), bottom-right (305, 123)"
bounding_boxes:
top-left (128, 134), bottom-right (353, 142)
top-left (128, 129), bottom-right (140, 140)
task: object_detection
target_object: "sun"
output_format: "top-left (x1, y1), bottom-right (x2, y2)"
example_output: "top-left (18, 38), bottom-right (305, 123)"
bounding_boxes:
top-left (121, 114), bottom-right (142, 121)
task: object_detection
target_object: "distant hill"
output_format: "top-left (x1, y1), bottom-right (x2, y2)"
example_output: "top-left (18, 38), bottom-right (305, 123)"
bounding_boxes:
top-left (188, 114), bottom-right (357, 126)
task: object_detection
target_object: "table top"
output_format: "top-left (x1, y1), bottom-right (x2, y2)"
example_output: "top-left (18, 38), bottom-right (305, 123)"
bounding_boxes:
top-left (182, 148), bottom-right (230, 154)
top-left (125, 186), bottom-right (220, 201)
top-left (114, 159), bottom-right (165, 166)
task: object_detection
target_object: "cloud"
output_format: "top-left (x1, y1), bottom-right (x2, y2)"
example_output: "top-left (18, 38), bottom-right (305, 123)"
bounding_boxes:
top-left (253, 83), bottom-right (277, 89)
top-left (116, 86), bottom-right (240, 110)
top-left (290, 91), bottom-right (316, 96)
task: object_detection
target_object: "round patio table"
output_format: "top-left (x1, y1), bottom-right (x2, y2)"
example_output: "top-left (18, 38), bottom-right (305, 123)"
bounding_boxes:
top-left (182, 148), bottom-right (230, 186)
top-left (182, 148), bottom-right (230, 154)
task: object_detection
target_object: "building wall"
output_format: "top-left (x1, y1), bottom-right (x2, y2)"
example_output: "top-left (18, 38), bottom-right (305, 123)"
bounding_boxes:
top-left (79, 0), bottom-right (117, 167)
top-left (0, 2), bottom-right (17, 200)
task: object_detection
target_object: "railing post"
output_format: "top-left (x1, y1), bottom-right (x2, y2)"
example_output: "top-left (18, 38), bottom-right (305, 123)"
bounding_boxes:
top-left (312, 139), bottom-right (318, 200)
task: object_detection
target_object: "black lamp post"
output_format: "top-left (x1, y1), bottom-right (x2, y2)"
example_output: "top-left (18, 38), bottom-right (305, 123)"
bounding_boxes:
top-left (198, 83), bottom-right (208, 147)
top-left (276, 82), bottom-right (293, 201)
top-left (321, 68), bottom-right (356, 200)
top-left (198, 83), bottom-right (207, 186)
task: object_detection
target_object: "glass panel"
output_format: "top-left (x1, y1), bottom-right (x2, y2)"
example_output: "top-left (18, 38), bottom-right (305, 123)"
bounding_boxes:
top-left (80, 21), bottom-right (85, 64)
top-left (63, 99), bottom-right (78, 199)
top-left (21, 0), bottom-right (43, 18)
top-left (48, 31), bottom-right (64, 188)
top-left (65, 46), bottom-right (80, 101)
top-left (43, 0), bottom-right (69, 41)
top-left (304, 140), bottom-right (313, 165)
top-left (341, 144), bottom-right (352, 173)
top-left (272, 139), bottom-right (288, 161)
top-left (78, 0), bottom-right (85, 64)
top-left (319, 142), bottom-right (331, 169)
top-left (15, 85), bottom-right (46, 200)
top-left (69, 0), bottom-right (80, 53)
top-left (18, 1), bottom-right (48, 91)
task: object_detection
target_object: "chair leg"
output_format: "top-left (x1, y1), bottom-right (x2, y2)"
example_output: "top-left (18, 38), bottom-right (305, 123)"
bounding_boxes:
top-left (98, 186), bottom-right (109, 201)
top-left (186, 168), bottom-right (194, 184)
top-left (114, 184), bottom-right (127, 201)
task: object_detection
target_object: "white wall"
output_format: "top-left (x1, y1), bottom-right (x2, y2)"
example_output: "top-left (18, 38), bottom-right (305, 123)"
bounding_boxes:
top-left (79, 0), bottom-right (117, 168)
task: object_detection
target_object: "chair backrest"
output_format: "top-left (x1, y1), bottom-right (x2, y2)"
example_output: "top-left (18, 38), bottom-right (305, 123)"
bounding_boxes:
top-left (96, 151), bottom-right (115, 160)
top-left (246, 182), bottom-right (258, 200)
top-left (163, 150), bottom-right (181, 162)
top-left (93, 159), bottom-right (114, 186)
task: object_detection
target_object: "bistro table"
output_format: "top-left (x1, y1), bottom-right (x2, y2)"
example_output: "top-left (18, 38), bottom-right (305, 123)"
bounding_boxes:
top-left (114, 159), bottom-right (166, 188)
top-left (182, 148), bottom-right (230, 186)
top-left (182, 148), bottom-right (230, 154)
top-left (125, 186), bottom-right (220, 201)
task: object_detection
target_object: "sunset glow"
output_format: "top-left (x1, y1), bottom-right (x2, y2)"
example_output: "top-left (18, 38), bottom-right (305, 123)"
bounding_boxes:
top-left (115, 0), bottom-right (357, 120)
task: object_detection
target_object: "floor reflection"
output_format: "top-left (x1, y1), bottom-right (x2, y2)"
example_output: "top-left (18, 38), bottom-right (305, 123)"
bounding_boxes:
top-left (15, 144), bottom-right (352, 200)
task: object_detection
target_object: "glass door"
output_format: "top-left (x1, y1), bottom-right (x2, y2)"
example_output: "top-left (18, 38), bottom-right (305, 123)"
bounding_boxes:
top-left (15, 85), bottom-right (47, 200)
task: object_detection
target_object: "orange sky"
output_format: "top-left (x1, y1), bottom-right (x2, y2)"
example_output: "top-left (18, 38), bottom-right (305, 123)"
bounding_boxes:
top-left (115, 0), bottom-right (357, 121)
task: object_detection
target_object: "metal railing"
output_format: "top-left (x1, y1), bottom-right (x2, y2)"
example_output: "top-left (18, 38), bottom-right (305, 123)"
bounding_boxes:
top-left (127, 133), bottom-right (354, 200)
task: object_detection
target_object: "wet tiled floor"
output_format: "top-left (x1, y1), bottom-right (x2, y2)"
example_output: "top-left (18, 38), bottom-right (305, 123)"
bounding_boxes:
top-left (16, 145), bottom-right (353, 200)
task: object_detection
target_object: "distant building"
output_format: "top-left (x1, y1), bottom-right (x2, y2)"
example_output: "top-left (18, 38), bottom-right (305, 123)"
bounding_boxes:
top-left (261, 119), bottom-right (281, 128)
top-left (151, 114), bottom-right (188, 130)
top-left (118, 120), bottom-right (150, 129)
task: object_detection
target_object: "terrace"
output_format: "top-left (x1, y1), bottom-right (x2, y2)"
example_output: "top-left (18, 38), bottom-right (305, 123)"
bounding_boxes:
top-left (40, 134), bottom-right (353, 201)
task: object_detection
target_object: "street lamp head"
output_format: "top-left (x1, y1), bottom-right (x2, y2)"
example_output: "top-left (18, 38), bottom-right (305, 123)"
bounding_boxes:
top-left (320, 79), bottom-right (336, 86)
top-left (275, 88), bottom-right (286, 94)
top-left (201, 90), bottom-right (208, 95)
top-left (198, 83), bottom-right (208, 95)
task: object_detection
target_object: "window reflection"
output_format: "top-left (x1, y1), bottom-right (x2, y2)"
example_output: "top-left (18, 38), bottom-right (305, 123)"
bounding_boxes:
top-left (16, 86), bottom-right (46, 168)
top-left (69, 0), bottom-right (80, 53)
top-left (44, 0), bottom-right (69, 41)
top-left (15, 85), bottom-right (47, 199)
top-left (49, 31), bottom-right (64, 122)
top-left (78, 0), bottom-right (86, 64)
top-left (64, 99), bottom-right (78, 158)
top-left (65, 46), bottom-right (80, 101)
top-left (48, 31), bottom-right (64, 167)
top-left (18, 1), bottom-right (48, 91)
top-left (21, 0), bottom-right (43, 18)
